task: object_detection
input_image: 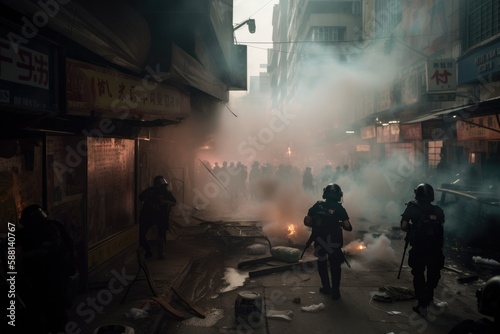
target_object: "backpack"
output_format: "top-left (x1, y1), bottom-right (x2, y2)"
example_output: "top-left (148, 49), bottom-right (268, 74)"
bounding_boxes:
top-left (409, 203), bottom-right (444, 249)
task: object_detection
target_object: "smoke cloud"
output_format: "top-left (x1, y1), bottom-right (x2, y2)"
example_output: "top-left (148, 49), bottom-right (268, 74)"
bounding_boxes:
top-left (188, 32), bottom-right (419, 254)
top-left (185, 8), bottom-right (491, 258)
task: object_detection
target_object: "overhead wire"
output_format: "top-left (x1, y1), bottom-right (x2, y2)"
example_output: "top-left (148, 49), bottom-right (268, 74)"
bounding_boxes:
top-left (233, 0), bottom-right (276, 43)
top-left (236, 32), bottom-right (452, 45)
top-left (247, 0), bottom-right (275, 19)
top-left (235, 32), bottom-right (453, 57)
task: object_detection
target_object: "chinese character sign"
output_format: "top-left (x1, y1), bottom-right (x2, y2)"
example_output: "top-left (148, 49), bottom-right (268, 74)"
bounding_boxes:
top-left (66, 59), bottom-right (190, 120)
top-left (426, 59), bottom-right (456, 93)
top-left (0, 37), bottom-right (50, 89)
top-left (456, 115), bottom-right (500, 141)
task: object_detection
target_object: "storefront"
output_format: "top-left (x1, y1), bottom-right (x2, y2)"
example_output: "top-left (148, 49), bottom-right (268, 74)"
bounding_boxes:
top-left (61, 59), bottom-right (191, 284)
top-left (0, 19), bottom-right (61, 243)
top-left (455, 114), bottom-right (500, 185)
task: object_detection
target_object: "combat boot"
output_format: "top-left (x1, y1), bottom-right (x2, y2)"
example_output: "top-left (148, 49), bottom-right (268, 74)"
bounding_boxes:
top-left (317, 261), bottom-right (331, 294)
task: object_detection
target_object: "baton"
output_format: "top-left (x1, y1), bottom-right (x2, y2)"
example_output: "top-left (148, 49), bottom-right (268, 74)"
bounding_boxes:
top-left (397, 238), bottom-right (409, 279)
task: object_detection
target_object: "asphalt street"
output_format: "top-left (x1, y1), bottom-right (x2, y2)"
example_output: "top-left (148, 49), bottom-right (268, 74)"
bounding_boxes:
top-left (158, 222), bottom-right (493, 334)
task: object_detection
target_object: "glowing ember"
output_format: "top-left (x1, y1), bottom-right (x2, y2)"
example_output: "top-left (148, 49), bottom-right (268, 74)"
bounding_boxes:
top-left (287, 224), bottom-right (296, 236)
top-left (344, 240), bottom-right (367, 254)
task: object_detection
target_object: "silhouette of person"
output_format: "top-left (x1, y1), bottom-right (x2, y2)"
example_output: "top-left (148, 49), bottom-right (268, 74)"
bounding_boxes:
top-left (139, 176), bottom-right (177, 259)
top-left (17, 205), bottom-right (75, 334)
top-left (302, 167), bottom-right (314, 193)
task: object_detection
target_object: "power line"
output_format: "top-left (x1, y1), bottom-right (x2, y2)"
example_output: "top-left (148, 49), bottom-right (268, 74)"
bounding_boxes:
top-left (236, 32), bottom-right (450, 45)
top-left (248, 0), bottom-right (275, 19)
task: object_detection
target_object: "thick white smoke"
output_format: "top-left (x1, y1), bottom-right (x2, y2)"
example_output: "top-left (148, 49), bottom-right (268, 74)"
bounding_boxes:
top-left (189, 34), bottom-right (416, 253)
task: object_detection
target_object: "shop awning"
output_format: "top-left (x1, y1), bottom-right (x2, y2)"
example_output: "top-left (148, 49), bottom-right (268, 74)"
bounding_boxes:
top-left (402, 96), bottom-right (500, 125)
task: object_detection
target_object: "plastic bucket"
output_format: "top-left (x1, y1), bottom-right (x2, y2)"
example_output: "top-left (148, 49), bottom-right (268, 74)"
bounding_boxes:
top-left (234, 291), bottom-right (263, 328)
top-left (93, 324), bottom-right (134, 334)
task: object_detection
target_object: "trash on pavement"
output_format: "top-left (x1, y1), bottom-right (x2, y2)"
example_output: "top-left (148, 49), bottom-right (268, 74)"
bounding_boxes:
top-left (434, 300), bottom-right (449, 308)
top-left (301, 303), bottom-right (325, 312)
top-left (183, 308), bottom-right (224, 327)
top-left (386, 311), bottom-right (401, 315)
top-left (270, 246), bottom-right (301, 263)
top-left (266, 309), bottom-right (294, 321)
top-left (125, 308), bottom-right (148, 320)
top-left (472, 256), bottom-right (500, 267)
top-left (247, 243), bottom-right (267, 255)
top-left (371, 286), bottom-right (415, 302)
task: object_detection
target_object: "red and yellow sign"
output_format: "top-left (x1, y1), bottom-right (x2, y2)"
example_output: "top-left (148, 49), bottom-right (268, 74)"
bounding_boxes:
top-left (400, 123), bottom-right (422, 140)
top-left (376, 124), bottom-right (400, 143)
top-left (360, 125), bottom-right (376, 139)
top-left (66, 59), bottom-right (190, 120)
top-left (456, 115), bottom-right (500, 141)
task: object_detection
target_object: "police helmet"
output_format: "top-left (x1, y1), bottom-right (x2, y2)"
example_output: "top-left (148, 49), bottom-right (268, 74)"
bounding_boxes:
top-left (414, 183), bottom-right (434, 202)
top-left (476, 275), bottom-right (500, 320)
top-left (323, 183), bottom-right (343, 201)
top-left (20, 204), bottom-right (48, 226)
top-left (154, 175), bottom-right (168, 187)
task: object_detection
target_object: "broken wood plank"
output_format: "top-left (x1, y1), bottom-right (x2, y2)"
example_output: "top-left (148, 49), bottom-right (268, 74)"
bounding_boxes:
top-left (443, 266), bottom-right (464, 274)
top-left (248, 260), bottom-right (316, 277)
top-left (151, 296), bottom-right (189, 319)
top-left (238, 256), bottom-right (277, 269)
top-left (171, 287), bottom-right (206, 319)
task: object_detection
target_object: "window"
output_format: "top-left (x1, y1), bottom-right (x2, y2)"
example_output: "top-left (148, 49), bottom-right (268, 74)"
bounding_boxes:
top-left (467, 0), bottom-right (500, 47)
top-left (311, 26), bottom-right (346, 42)
top-left (428, 141), bottom-right (443, 168)
top-left (353, 1), bottom-right (361, 15)
top-left (375, 0), bottom-right (402, 38)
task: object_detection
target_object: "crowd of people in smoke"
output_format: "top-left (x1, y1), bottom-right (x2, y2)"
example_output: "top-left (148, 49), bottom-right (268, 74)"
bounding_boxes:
top-left (196, 160), bottom-right (361, 202)
top-left (196, 154), bottom-right (500, 207)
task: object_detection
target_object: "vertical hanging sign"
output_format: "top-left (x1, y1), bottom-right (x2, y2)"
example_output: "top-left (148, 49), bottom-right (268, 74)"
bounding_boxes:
top-left (426, 59), bottom-right (456, 101)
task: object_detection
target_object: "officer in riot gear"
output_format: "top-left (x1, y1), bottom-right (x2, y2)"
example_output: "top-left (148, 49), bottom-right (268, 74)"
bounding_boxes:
top-left (400, 183), bottom-right (445, 317)
top-left (303, 183), bottom-right (352, 300)
top-left (449, 275), bottom-right (500, 333)
top-left (139, 175), bottom-right (177, 259)
top-left (17, 204), bottom-right (75, 333)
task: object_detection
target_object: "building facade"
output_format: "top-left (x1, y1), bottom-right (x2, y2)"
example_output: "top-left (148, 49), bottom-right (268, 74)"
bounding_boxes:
top-left (269, 0), bottom-right (500, 190)
top-left (0, 0), bottom-right (246, 289)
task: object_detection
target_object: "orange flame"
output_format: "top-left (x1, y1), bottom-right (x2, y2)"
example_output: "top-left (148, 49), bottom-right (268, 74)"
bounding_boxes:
top-left (358, 244), bottom-right (366, 250)
top-left (287, 224), bottom-right (296, 236)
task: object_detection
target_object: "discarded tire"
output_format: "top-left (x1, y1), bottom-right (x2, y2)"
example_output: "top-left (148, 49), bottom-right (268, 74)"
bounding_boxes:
top-left (235, 291), bottom-right (263, 328)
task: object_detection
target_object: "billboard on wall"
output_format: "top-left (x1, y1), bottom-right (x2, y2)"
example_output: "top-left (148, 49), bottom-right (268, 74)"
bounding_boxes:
top-left (0, 26), bottom-right (59, 113)
top-left (400, 123), bottom-right (422, 140)
top-left (400, 0), bottom-right (458, 56)
top-left (376, 124), bottom-right (400, 143)
top-left (458, 40), bottom-right (500, 84)
top-left (456, 115), bottom-right (500, 141)
top-left (66, 58), bottom-right (190, 120)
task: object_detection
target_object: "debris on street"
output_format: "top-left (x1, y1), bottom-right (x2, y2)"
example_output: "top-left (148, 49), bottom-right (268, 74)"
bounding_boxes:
top-left (301, 303), bottom-right (325, 312)
top-left (266, 309), bottom-right (294, 321)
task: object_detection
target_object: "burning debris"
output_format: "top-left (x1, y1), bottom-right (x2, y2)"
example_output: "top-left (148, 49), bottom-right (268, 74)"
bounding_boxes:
top-left (344, 240), bottom-right (367, 255)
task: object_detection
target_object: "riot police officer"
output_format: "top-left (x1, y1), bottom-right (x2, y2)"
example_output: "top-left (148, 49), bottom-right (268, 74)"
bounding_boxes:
top-left (139, 176), bottom-right (177, 259)
top-left (303, 183), bottom-right (352, 300)
top-left (449, 275), bottom-right (500, 333)
top-left (400, 183), bottom-right (445, 317)
top-left (17, 205), bottom-right (75, 333)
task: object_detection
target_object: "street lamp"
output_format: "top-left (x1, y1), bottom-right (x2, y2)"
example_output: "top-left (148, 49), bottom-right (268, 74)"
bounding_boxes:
top-left (233, 19), bottom-right (256, 33)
